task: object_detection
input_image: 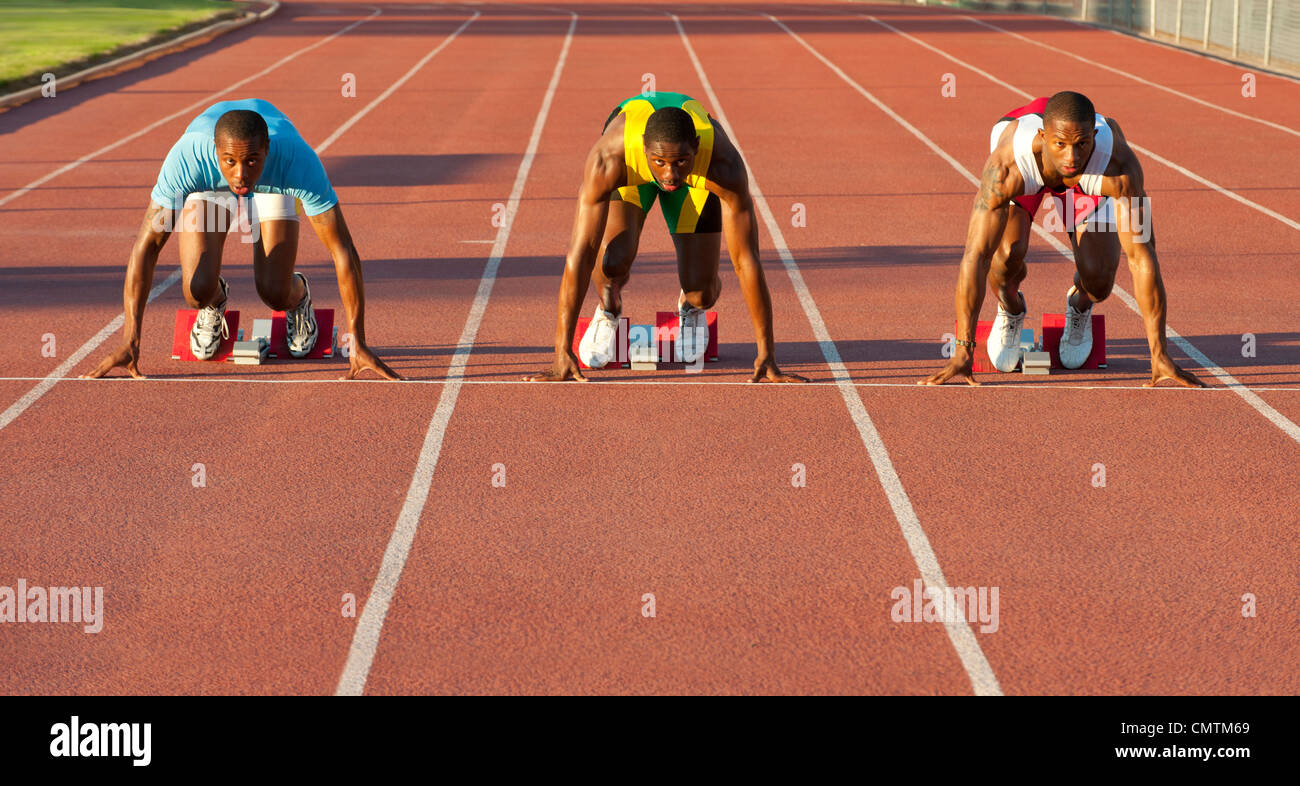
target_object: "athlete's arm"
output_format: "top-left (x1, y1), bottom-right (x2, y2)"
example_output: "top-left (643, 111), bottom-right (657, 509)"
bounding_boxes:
top-left (707, 124), bottom-right (806, 383)
top-left (1102, 122), bottom-right (1204, 388)
top-left (526, 134), bottom-right (623, 382)
top-left (920, 150), bottom-right (1021, 386)
top-left (306, 203), bottom-right (401, 381)
top-left (80, 202), bottom-right (173, 379)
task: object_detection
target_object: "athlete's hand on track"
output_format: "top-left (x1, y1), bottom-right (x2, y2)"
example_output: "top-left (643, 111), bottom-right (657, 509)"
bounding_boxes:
top-left (750, 357), bottom-right (808, 383)
top-left (918, 354), bottom-right (979, 386)
top-left (80, 342), bottom-right (145, 379)
top-left (342, 342), bottom-right (402, 380)
top-left (524, 351), bottom-right (588, 382)
top-left (1146, 353), bottom-right (1205, 388)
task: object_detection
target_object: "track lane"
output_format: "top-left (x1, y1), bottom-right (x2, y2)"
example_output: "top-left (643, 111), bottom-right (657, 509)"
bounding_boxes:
top-left (0, 0), bottom-right (1295, 696)
top-left (359, 6), bottom-right (972, 694)
top-left (0, 4), bottom-right (576, 694)
top-left (694, 2), bottom-right (1300, 693)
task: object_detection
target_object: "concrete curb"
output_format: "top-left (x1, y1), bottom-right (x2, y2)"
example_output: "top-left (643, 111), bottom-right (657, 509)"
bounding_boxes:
top-left (0, 0), bottom-right (281, 110)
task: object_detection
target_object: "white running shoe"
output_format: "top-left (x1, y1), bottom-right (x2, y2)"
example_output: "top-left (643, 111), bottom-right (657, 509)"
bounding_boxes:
top-left (1060, 286), bottom-right (1094, 369)
top-left (986, 291), bottom-right (1026, 372)
top-left (189, 276), bottom-right (229, 360)
top-left (578, 305), bottom-right (620, 368)
top-left (285, 272), bottom-right (318, 358)
top-left (676, 292), bottom-right (709, 363)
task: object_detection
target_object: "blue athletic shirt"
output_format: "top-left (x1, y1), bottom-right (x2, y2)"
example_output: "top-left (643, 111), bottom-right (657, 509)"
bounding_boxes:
top-left (150, 98), bottom-right (338, 216)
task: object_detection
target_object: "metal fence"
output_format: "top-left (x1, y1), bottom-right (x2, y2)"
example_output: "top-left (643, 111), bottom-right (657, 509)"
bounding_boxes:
top-left (911, 0), bottom-right (1300, 75)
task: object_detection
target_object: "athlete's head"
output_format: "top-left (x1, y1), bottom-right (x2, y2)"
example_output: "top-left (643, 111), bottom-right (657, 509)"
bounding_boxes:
top-left (642, 107), bottom-right (699, 192)
top-left (214, 110), bottom-right (269, 196)
top-left (1039, 91), bottom-right (1096, 179)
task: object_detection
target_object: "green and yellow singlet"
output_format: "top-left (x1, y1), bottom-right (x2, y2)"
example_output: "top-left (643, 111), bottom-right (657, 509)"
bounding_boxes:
top-left (604, 91), bottom-right (721, 235)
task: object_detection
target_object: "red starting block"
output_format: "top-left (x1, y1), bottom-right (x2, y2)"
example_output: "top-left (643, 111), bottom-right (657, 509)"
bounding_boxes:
top-left (572, 314), bottom-right (629, 369)
top-left (957, 320), bottom-right (996, 373)
top-left (1041, 313), bottom-right (1106, 369)
top-left (268, 308), bottom-right (335, 359)
top-left (655, 311), bottom-right (718, 362)
top-left (171, 309), bottom-right (241, 361)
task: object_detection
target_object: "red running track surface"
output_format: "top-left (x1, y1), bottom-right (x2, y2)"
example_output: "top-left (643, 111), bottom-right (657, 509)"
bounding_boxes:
top-left (0, 0), bottom-right (1296, 695)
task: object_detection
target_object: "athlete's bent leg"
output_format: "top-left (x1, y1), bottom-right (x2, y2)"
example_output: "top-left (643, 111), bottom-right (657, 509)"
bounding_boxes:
top-left (987, 205), bottom-right (1031, 313)
top-left (178, 193), bottom-right (237, 359)
top-left (1069, 218), bottom-right (1121, 309)
top-left (673, 231), bottom-right (722, 310)
top-left (178, 195), bottom-right (234, 308)
top-left (252, 219), bottom-right (303, 310)
top-left (984, 205), bottom-right (1033, 372)
top-left (1059, 218), bottom-right (1120, 368)
top-left (591, 199), bottom-right (646, 315)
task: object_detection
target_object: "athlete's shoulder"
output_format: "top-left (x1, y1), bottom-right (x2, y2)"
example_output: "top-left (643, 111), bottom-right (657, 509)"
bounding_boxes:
top-left (1101, 117), bottom-right (1133, 169)
top-left (988, 124), bottom-right (1021, 172)
top-left (701, 117), bottom-right (745, 192)
top-left (582, 119), bottom-right (626, 195)
top-left (975, 142), bottom-right (1022, 210)
top-left (1098, 117), bottom-right (1143, 192)
top-left (991, 117), bottom-right (1020, 155)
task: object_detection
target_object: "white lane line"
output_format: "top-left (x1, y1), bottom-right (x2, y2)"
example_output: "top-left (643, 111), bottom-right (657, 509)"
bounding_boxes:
top-left (1123, 144), bottom-right (1300, 231)
top-left (861, 14), bottom-right (1300, 233)
top-left (334, 12), bottom-right (578, 697)
top-left (771, 13), bottom-right (1300, 446)
top-left (962, 16), bottom-right (1300, 139)
top-left (10, 376), bottom-right (1300, 389)
top-left (0, 10), bottom-right (475, 437)
top-left (0, 7), bottom-right (383, 209)
top-left (0, 269), bottom-right (182, 431)
top-left (5, 376), bottom-right (1299, 391)
top-left (313, 12), bottom-right (479, 154)
top-left (671, 13), bottom-right (1003, 697)
top-left (1096, 22), bottom-right (1300, 87)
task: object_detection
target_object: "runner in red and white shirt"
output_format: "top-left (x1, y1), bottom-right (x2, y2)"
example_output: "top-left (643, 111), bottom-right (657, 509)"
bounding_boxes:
top-left (920, 91), bottom-right (1204, 388)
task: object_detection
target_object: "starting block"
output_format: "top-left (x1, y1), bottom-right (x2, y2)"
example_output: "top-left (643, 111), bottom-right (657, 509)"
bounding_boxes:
top-left (171, 310), bottom-right (241, 361)
top-left (1018, 328), bottom-right (1036, 354)
top-left (628, 324), bottom-right (658, 370)
top-left (1022, 351), bottom-right (1051, 375)
top-left (964, 320), bottom-right (995, 373)
top-left (1041, 313), bottom-right (1107, 369)
top-left (573, 314), bottom-right (629, 369)
top-left (267, 308), bottom-right (336, 359)
top-left (960, 323), bottom-right (1040, 372)
top-left (655, 311), bottom-right (718, 363)
top-left (230, 337), bottom-right (269, 366)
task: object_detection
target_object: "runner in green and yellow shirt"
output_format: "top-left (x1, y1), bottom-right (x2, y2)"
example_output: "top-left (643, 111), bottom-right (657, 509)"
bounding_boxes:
top-left (526, 90), bottom-right (806, 383)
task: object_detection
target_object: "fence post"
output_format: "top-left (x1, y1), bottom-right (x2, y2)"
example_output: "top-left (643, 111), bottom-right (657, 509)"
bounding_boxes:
top-left (1263, 0), bottom-right (1275, 64)
top-left (1175, 0), bottom-right (1183, 41)
top-left (1108, 0), bottom-right (1114, 25)
top-left (1231, 0), bottom-right (1240, 58)
top-left (1082, 0), bottom-right (1089, 21)
top-left (1203, 0), bottom-right (1212, 48)
top-left (1150, 0), bottom-right (1157, 36)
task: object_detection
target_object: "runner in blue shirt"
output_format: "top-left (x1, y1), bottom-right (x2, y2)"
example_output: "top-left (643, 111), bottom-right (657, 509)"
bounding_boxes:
top-left (83, 98), bottom-right (399, 380)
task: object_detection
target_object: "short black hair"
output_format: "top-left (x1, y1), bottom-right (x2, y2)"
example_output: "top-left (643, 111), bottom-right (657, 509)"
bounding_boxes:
top-left (1043, 91), bottom-right (1095, 127)
top-left (214, 109), bottom-right (269, 149)
top-left (644, 107), bottom-right (697, 146)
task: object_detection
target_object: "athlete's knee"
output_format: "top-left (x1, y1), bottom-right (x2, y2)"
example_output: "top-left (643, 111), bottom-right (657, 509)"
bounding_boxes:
top-left (991, 239), bottom-right (1028, 280)
top-left (184, 270), bottom-right (220, 308)
top-left (255, 270), bottom-right (296, 311)
top-left (702, 276), bottom-right (721, 308)
top-left (1077, 270), bottom-right (1115, 303)
top-left (599, 242), bottom-right (635, 281)
top-left (682, 278), bottom-right (720, 310)
top-left (1002, 237), bottom-right (1029, 270)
